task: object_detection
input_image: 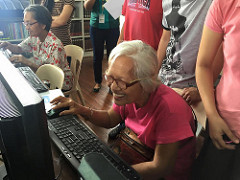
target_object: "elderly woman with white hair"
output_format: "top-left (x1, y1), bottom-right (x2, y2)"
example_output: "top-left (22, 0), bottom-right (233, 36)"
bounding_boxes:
top-left (51, 40), bottom-right (196, 180)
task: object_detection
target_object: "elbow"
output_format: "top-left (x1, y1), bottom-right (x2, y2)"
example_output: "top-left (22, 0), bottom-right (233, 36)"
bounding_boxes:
top-left (84, 6), bottom-right (92, 11)
top-left (84, 4), bottom-right (92, 11)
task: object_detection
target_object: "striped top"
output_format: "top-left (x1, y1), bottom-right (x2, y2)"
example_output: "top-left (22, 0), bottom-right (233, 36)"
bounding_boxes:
top-left (51, 0), bottom-right (75, 46)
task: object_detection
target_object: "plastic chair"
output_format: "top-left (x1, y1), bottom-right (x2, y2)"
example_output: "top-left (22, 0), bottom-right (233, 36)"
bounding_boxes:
top-left (36, 64), bottom-right (65, 90)
top-left (64, 45), bottom-right (85, 105)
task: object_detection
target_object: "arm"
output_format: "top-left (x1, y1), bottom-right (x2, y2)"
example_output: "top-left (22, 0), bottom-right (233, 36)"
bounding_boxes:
top-left (51, 96), bottom-right (122, 128)
top-left (0, 41), bottom-right (23, 54)
top-left (117, 22), bottom-right (124, 44)
top-left (212, 43), bottom-right (223, 84)
top-left (157, 29), bottom-right (171, 71)
top-left (51, 5), bottom-right (74, 27)
top-left (181, 43), bottom-right (223, 105)
top-left (196, 25), bottom-right (239, 149)
top-left (133, 142), bottom-right (179, 179)
top-left (84, 0), bottom-right (96, 11)
top-left (9, 55), bottom-right (39, 71)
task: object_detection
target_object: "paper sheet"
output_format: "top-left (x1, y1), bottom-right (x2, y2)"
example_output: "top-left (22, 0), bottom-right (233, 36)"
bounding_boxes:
top-left (103, 0), bottom-right (125, 20)
top-left (40, 89), bottom-right (64, 112)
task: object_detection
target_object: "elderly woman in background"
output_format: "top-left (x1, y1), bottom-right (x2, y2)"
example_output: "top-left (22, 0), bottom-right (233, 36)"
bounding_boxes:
top-left (51, 40), bottom-right (196, 180)
top-left (0, 4), bottom-right (72, 91)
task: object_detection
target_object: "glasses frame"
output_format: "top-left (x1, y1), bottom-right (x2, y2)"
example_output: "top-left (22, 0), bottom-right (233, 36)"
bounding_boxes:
top-left (105, 74), bottom-right (145, 90)
top-left (22, 21), bottom-right (38, 27)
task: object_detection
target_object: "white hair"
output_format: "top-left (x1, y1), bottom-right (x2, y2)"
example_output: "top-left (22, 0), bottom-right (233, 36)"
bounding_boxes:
top-left (107, 40), bottom-right (160, 93)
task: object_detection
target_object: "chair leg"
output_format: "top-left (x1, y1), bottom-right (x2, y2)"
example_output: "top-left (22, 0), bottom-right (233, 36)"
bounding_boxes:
top-left (76, 84), bottom-right (85, 105)
top-left (77, 89), bottom-right (85, 106)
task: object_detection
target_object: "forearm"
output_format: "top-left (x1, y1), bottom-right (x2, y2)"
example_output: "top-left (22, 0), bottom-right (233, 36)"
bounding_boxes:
top-left (117, 23), bottom-right (124, 44)
top-left (84, 0), bottom-right (96, 11)
top-left (51, 5), bottom-right (73, 28)
top-left (4, 43), bottom-right (23, 54)
top-left (133, 161), bottom-right (170, 180)
top-left (196, 26), bottom-right (223, 120)
top-left (157, 29), bottom-right (170, 71)
top-left (133, 143), bottom-right (178, 179)
top-left (196, 64), bottom-right (219, 119)
top-left (80, 107), bottom-right (119, 128)
top-left (23, 57), bottom-right (40, 72)
top-left (51, 16), bottom-right (66, 27)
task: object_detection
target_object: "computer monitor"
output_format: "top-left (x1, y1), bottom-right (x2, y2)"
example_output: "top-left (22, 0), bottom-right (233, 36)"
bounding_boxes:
top-left (0, 52), bottom-right (55, 179)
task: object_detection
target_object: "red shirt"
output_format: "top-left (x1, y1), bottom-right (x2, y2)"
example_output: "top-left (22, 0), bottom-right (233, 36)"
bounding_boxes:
top-left (122, 0), bottom-right (163, 50)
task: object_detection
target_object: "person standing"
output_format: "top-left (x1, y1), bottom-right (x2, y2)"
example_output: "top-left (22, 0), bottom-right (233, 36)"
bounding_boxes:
top-left (84, 0), bottom-right (119, 92)
top-left (118, 0), bottom-right (163, 51)
top-left (192, 0), bottom-right (240, 178)
top-left (42, 0), bottom-right (75, 46)
top-left (157, 0), bottom-right (212, 105)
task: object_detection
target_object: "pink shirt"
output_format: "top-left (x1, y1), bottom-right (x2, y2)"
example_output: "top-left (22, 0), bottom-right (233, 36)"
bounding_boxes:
top-left (205, 0), bottom-right (240, 137)
top-left (113, 85), bottom-right (196, 180)
top-left (19, 31), bottom-right (73, 90)
top-left (122, 0), bottom-right (163, 50)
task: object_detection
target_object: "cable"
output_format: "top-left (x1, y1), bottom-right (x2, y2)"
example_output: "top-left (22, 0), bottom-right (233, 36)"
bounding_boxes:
top-left (54, 153), bottom-right (63, 180)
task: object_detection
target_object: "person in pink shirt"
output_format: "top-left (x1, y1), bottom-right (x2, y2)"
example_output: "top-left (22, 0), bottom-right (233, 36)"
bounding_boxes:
top-left (194, 0), bottom-right (240, 178)
top-left (51, 40), bottom-right (196, 180)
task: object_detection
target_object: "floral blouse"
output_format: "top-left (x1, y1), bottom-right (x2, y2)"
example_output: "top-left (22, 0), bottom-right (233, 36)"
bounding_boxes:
top-left (19, 31), bottom-right (73, 90)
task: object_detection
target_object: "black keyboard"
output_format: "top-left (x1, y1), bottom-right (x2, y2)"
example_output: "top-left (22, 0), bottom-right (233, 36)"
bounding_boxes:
top-left (17, 66), bottom-right (48, 93)
top-left (48, 115), bottom-right (141, 180)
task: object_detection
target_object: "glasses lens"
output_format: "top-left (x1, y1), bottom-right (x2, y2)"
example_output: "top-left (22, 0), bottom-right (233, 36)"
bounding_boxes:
top-left (117, 80), bottom-right (126, 90)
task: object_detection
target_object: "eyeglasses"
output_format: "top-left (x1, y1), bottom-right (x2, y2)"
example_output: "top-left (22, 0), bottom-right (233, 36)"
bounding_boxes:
top-left (22, 21), bottom-right (38, 27)
top-left (105, 74), bottom-right (145, 90)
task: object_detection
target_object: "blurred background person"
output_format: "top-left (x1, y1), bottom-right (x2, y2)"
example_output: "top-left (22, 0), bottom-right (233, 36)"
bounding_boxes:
top-left (84, 0), bottom-right (119, 93)
top-left (41, 0), bottom-right (75, 46)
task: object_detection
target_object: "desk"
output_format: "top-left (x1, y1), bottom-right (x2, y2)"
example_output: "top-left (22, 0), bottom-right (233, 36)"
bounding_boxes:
top-left (51, 91), bottom-right (114, 180)
top-left (51, 122), bottom-right (113, 180)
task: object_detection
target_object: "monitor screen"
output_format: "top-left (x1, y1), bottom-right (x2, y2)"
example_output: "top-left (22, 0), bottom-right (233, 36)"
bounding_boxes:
top-left (0, 52), bottom-right (55, 180)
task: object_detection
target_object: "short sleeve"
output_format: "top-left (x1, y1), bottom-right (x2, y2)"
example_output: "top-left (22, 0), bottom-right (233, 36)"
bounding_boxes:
top-left (162, 12), bottom-right (169, 29)
top-left (18, 37), bottom-right (32, 52)
top-left (64, 0), bottom-right (75, 7)
top-left (205, 0), bottom-right (223, 33)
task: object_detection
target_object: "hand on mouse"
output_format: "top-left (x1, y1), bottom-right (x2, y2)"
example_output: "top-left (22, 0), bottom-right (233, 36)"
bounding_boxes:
top-left (50, 96), bottom-right (85, 116)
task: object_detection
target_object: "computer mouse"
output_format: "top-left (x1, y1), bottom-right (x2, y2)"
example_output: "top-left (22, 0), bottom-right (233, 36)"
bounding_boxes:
top-left (46, 106), bottom-right (69, 119)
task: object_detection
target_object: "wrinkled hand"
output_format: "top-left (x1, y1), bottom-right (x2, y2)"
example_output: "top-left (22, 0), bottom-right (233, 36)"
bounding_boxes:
top-left (181, 87), bottom-right (201, 105)
top-left (9, 55), bottom-right (26, 64)
top-left (208, 115), bottom-right (239, 150)
top-left (50, 96), bottom-right (83, 116)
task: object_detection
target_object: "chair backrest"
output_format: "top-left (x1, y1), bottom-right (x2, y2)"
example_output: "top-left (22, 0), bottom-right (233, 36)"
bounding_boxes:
top-left (64, 45), bottom-right (85, 105)
top-left (36, 64), bottom-right (64, 90)
top-left (64, 45), bottom-right (84, 90)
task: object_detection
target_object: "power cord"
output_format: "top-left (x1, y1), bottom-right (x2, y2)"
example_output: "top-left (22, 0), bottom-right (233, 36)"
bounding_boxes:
top-left (54, 153), bottom-right (63, 180)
